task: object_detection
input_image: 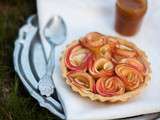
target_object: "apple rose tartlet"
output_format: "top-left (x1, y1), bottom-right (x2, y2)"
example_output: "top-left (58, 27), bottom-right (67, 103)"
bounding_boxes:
top-left (60, 32), bottom-right (151, 102)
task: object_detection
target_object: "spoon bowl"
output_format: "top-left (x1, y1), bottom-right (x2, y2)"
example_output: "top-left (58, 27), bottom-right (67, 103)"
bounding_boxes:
top-left (44, 16), bottom-right (67, 45)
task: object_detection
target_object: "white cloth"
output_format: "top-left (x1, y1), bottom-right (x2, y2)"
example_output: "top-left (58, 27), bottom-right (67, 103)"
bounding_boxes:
top-left (37, 0), bottom-right (160, 119)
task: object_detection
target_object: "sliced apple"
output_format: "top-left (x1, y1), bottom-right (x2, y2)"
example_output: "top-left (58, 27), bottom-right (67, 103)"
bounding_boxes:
top-left (65, 43), bottom-right (92, 71)
top-left (115, 64), bottom-right (144, 91)
top-left (67, 71), bottom-right (96, 93)
top-left (89, 58), bottom-right (114, 78)
top-left (96, 76), bottom-right (125, 97)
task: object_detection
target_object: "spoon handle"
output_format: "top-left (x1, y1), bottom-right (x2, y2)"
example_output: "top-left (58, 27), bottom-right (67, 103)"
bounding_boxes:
top-left (46, 44), bottom-right (55, 76)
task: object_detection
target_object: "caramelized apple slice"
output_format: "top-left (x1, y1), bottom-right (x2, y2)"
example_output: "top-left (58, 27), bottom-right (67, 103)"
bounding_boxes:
top-left (80, 32), bottom-right (107, 54)
top-left (96, 76), bottom-right (125, 97)
top-left (114, 48), bottom-right (137, 58)
top-left (99, 38), bottom-right (120, 59)
top-left (89, 58), bottom-right (114, 78)
top-left (67, 71), bottom-right (96, 93)
top-left (99, 44), bottom-right (112, 59)
top-left (115, 64), bottom-right (144, 91)
top-left (65, 43), bottom-right (92, 71)
top-left (119, 58), bottom-right (145, 74)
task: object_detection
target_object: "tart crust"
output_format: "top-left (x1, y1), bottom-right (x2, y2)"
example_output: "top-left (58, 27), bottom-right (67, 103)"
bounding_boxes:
top-left (60, 36), bottom-right (151, 102)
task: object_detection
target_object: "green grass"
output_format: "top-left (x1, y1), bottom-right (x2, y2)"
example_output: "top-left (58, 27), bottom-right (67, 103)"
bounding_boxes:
top-left (0, 1), bottom-right (59, 120)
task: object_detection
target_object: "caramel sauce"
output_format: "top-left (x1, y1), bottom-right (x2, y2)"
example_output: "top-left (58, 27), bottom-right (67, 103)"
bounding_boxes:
top-left (115, 0), bottom-right (147, 36)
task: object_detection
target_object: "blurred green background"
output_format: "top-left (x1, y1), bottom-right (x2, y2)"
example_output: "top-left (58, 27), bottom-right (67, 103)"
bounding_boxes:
top-left (0, 0), bottom-right (59, 120)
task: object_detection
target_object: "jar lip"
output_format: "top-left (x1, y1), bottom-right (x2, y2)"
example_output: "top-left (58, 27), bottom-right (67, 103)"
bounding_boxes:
top-left (116, 0), bottom-right (147, 14)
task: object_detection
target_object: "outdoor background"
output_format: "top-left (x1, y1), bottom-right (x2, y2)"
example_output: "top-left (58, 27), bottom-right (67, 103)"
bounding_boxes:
top-left (0, 0), bottom-right (59, 120)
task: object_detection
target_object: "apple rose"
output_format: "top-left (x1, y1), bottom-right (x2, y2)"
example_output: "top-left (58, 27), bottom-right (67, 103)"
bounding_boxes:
top-left (119, 58), bottom-right (145, 74)
top-left (80, 32), bottom-right (107, 54)
top-left (89, 58), bottom-right (114, 78)
top-left (65, 43), bottom-right (92, 71)
top-left (99, 38), bottom-right (119, 59)
top-left (67, 71), bottom-right (96, 93)
top-left (115, 64), bottom-right (144, 91)
top-left (96, 76), bottom-right (125, 97)
top-left (99, 44), bottom-right (112, 59)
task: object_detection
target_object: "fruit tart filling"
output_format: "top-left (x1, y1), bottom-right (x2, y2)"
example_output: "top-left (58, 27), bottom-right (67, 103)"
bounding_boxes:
top-left (62, 32), bottom-right (150, 99)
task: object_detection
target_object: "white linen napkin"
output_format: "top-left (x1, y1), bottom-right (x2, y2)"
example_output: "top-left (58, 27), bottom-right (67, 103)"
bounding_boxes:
top-left (37, 0), bottom-right (160, 119)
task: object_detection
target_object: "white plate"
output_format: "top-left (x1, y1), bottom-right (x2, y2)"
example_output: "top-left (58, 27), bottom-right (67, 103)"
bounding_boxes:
top-left (13, 15), bottom-right (65, 119)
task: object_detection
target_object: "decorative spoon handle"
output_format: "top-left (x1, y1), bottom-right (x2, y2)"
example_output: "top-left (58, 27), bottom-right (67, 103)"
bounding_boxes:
top-left (38, 45), bottom-right (55, 97)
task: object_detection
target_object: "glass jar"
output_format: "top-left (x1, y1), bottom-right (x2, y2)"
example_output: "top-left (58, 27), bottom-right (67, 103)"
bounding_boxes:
top-left (115, 0), bottom-right (147, 36)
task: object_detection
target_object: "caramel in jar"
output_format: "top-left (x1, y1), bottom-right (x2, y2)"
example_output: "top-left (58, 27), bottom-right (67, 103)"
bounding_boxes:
top-left (115, 0), bottom-right (147, 36)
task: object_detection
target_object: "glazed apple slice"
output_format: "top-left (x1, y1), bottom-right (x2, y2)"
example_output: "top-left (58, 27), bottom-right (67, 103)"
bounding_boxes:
top-left (112, 41), bottom-right (138, 58)
top-left (99, 44), bottom-right (112, 59)
top-left (65, 43), bottom-right (92, 71)
top-left (96, 76), bottom-right (125, 97)
top-left (115, 64), bottom-right (144, 91)
top-left (89, 58), bottom-right (114, 78)
top-left (114, 48), bottom-right (137, 58)
top-left (99, 38), bottom-right (120, 59)
top-left (119, 58), bottom-right (145, 74)
top-left (67, 71), bottom-right (96, 93)
top-left (80, 32), bottom-right (107, 54)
